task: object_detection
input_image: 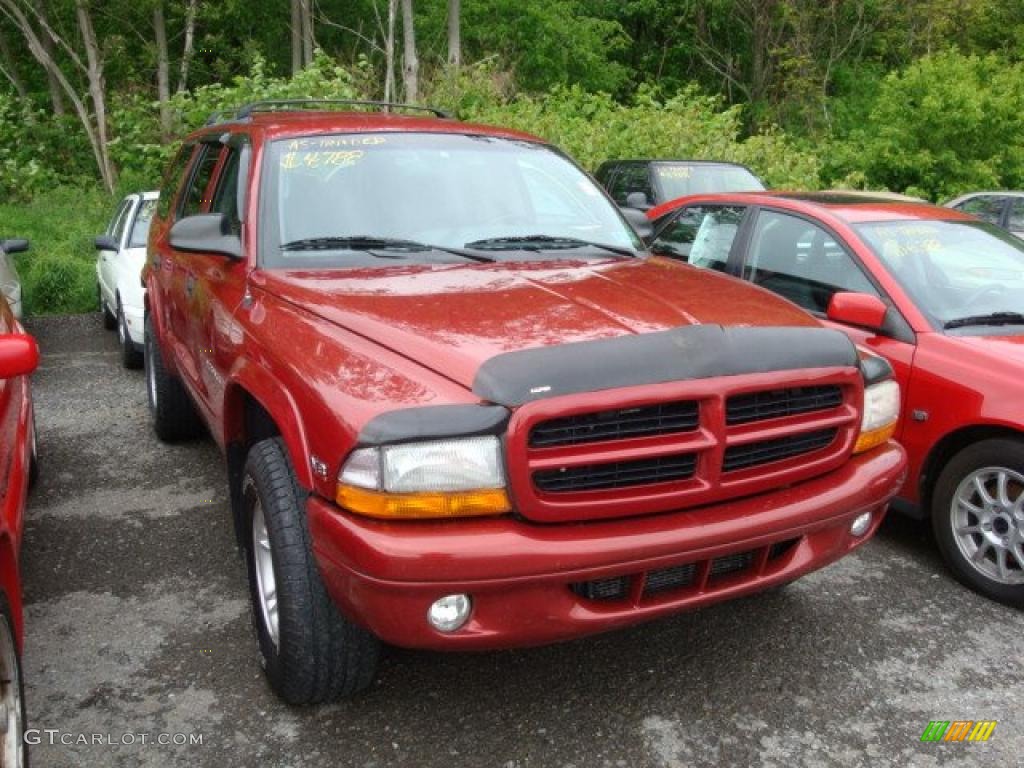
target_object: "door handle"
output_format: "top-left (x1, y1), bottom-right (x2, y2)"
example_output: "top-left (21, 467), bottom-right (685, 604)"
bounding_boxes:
top-left (185, 273), bottom-right (196, 298)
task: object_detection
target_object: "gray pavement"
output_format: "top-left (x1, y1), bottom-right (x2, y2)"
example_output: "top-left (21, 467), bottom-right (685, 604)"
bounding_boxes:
top-left (20, 313), bottom-right (1024, 768)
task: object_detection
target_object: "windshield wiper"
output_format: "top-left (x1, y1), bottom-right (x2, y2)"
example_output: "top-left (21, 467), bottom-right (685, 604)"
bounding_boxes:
top-left (279, 236), bottom-right (494, 263)
top-left (463, 235), bottom-right (636, 258)
top-left (943, 312), bottom-right (1024, 330)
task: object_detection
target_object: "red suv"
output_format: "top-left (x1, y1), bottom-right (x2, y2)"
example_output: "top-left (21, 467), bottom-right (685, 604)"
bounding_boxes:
top-left (144, 102), bottom-right (906, 704)
top-left (647, 191), bottom-right (1024, 607)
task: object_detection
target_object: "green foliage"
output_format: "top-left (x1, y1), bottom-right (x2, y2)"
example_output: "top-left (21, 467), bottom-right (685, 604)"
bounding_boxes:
top-left (826, 51), bottom-right (1024, 200)
top-left (0, 187), bottom-right (112, 315)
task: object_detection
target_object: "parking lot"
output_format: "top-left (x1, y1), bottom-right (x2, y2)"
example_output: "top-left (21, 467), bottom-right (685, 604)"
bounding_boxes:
top-left (19, 313), bottom-right (1024, 768)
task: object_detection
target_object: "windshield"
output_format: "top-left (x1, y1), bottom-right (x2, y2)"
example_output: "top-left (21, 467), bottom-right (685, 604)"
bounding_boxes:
top-left (855, 219), bottom-right (1024, 331)
top-left (654, 163), bottom-right (764, 200)
top-left (128, 198), bottom-right (157, 248)
top-left (262, 132), bottom-right (641, 268)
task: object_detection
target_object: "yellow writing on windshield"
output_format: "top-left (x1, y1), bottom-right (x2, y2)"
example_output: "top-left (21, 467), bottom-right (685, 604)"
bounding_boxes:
top-left (280, 150), bottom-right (365, 171)
top-left (657, 166), bottom-right (692, 179)
top-left (286, 136), bottom-right (386, 151)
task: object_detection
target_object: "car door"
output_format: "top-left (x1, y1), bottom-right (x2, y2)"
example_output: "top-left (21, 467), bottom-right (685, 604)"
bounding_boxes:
top-left (100, 198), bottom-right (134, 309)
top-left (737, 208), bottom-right (917, 437)
top-left (648, 204), bottom-right (749, 272)
top-left (165, 141), bottom-right (224, 391)
top-left (183, 140), bottom-right (250, 430)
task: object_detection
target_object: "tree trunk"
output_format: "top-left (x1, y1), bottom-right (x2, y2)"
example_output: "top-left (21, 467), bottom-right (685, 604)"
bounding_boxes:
top-left (75, 0), bottom-right (116, 191)
top-left (36, 0), bottom-right (65, 115)
top-left (0, 0), bottom-right (112, 191)
top-left (153, 3), bottom-right (172, 139)
top-left (447, 0), bottom-right (460, 68)
top-left (300, 0), bottom-right (313, 65)
top-left (290, 0), bottom-right (301, 73)
top-left (400, 0), bottom-right (417, 103)
top-left (0, 30), bottom-right (27, 98)
top-left (384, 0), bottom-right (397, 102)
top-left (177, 0), bottom-right (196, 93)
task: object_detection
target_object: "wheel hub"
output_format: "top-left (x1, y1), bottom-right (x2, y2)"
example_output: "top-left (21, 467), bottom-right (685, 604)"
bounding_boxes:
top-left (951, 466), bottom-right (1024, 585)
top-left (252, 502), bottom-right (280, 648)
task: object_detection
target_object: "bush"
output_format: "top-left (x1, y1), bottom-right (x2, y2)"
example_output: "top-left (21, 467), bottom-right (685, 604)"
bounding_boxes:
top-left (826, 51), bottom-right (1024, 200)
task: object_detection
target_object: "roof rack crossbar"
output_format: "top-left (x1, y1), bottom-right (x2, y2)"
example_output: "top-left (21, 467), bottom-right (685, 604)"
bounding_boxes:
top-left (215, 99), bottom-right (453, 122)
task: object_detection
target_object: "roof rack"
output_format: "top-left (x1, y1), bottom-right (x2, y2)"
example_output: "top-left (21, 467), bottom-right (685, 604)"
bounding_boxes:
top-left (205, 99), bottom-right (454, 125)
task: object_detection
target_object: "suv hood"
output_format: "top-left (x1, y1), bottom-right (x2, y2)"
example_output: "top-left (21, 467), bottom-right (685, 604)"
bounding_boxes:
top-left (257, 258), bottom-right (821, 390)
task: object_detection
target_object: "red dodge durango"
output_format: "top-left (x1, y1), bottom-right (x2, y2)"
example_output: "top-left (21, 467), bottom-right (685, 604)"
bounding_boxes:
top-left (143, 102), bottom-right (906, 703)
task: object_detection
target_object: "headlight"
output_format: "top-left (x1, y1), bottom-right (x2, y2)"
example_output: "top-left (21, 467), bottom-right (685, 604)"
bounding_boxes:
top-left (336, 436), bottom-right (511, 519)
top-left (854, 379), bottom-right (900, 454)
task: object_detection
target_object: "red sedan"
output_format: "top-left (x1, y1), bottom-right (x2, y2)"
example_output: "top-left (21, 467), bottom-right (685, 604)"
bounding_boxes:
top-left (646, 191), bottom-right (1024, 607)
top-left (0, 281), bottom-right (37, 765)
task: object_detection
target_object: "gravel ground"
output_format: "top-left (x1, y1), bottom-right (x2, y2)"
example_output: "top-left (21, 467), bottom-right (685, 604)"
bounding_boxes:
top-left (19, 313), bottom-right (1024, 768)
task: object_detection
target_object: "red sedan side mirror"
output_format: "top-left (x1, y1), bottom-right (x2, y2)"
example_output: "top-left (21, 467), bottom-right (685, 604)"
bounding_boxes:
top-left (827, 292), bottom-right (887, 331)
top-left (0, 334), bottom-right (39, 379)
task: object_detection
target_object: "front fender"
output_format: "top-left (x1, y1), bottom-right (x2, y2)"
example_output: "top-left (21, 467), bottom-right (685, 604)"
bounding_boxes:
top-left (224, 358), bottom-right (313, 489)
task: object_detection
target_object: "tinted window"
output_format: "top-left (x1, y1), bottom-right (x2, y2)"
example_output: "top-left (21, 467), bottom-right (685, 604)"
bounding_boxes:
top-left (179, 144), bottom-right (222, 218)
top-left (211, 150), bottom-right (242, 235)
top-left (650, 205), bottom-right (744, 271)
top-left (744, 211), bottom-right (878, 313)
top-left (1007, 199), bottom-right (1024, 232)
top-left (107, 199), bottom-right (133, 243)
top-left (955, 195), bottom-right (1007, 225)
top-left (607, 165), bottom-right (654, 206)
top-left (157, 144), bottom-right (195, 219)
top-left (127, 198), bottom-right (158, 248)
top-left (262, 133), bottom-right (639, 269)
top-left (653, 163), bottom-right (764, 200)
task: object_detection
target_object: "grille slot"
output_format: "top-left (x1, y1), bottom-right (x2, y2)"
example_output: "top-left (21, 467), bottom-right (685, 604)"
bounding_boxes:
top-left (726, 386), bottom-right (843, 425)
top-left (570, 576), bottom-right (630, 601)
top-left (709, 550), bottom-right (755, 580)
top-left (643, 564), bottom-right (697, 596)
top-left (768, 538), bottom-right (799, 561)
top-left (534, 454), bottom-right (697, 493)
top-left (529, 401), bottom-right (699, 448)
top-left (723, 429), bottom-right (837, 472)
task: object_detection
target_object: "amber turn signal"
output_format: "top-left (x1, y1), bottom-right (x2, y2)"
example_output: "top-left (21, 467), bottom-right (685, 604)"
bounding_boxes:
top-left (336, 484), bottom-right (511, 520)
top-left (853, 422), bottom-right (897, 454)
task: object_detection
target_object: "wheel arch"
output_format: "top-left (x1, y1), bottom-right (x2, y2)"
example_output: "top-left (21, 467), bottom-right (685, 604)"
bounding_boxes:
top-left (223, 369), bottom-right (312, 547)
top-left (919, 423), bottom-right (1024, 512)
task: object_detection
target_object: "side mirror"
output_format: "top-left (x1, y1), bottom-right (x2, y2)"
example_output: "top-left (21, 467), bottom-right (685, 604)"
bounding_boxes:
top-left (625, 191), bottom-right (652, 211)
top-left (94, 235), bottom-right (119, 252)
top-left (827, 292), bottom-right (887, 331)
top-left (169, 214), bottom-right (241, 259)
top-left (0, 334), bottom-right (39, 379)
top-left (621, 207), bottom-right (654, 241)
top-left (1, 239), bottom-right (29, 255)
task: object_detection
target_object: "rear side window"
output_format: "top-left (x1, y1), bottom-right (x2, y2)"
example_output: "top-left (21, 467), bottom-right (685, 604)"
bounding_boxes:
top-left (650, 205), bottom-right (744, 271)
top-left (179, 144), bottom-right (222, 218)
top-left (607, 165), bottom-right (654, 206)
top-left (955, 195), bottom-right (1007, 225)
top-left (156, 144), bottom-right (195, 219)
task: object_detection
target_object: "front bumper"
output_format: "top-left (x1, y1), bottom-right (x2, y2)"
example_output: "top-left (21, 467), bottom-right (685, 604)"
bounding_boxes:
top-left (310, 442), bottom-right (906, 651)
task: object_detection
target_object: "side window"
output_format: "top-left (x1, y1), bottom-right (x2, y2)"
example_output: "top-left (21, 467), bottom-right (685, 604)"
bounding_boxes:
top-left (128, 198), bottom-right (159, 248)
top-left (650, 206), bottom-right (744, 272)
top-left (743, 210), bottom-right (879, 314)
top-left (607, 165), bottom-right (653, 206)
top-left (1006, 199), bottom-right (1024, 232)
top-left (179, 144), bottom-right (223, 218)
top-left (956, 195), bottom-right (1007, 225)
top-left (211, 149), bottom-right (242, 235)
top-left (107, 199), bottom-right (133, 243)
top-left (156, 144), bottom-right (195, 219)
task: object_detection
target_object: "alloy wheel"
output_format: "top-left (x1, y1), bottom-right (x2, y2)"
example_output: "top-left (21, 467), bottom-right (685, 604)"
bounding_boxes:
top-left (951, 466), bottom-right (1024, 585)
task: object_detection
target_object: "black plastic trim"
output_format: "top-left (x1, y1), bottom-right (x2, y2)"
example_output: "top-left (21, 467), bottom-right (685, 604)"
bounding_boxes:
top-left (357, 404), bottom-right (510, 446)
top-left (859, 354), bottom-right (894, 386)
top-left (473, 325), bottom-right (859, 407)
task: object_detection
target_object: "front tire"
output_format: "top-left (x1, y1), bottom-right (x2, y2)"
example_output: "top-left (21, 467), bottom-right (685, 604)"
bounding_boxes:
top-left (0, 602), bottom-right (27, 767)
top-left (243, 437), bottom-right (380, 704)
top-left (931, 438), bottom-right (1024, 608)
top-left (117, 299), bottom-right (143, 370)
top-left (143, 313), bottom-right (202, 442)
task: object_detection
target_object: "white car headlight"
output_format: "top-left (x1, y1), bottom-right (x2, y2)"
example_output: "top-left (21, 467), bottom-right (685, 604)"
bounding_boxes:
top-left (855, 379), bottom-right (900, 453)
top-left (336, 436), bottom-right (510, 519)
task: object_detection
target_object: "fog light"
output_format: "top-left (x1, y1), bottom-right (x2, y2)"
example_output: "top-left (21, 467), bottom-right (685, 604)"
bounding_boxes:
top-left (850, 512), bottom-right (873, 537)
top-left (427, 594), bottom-right (471, 633)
